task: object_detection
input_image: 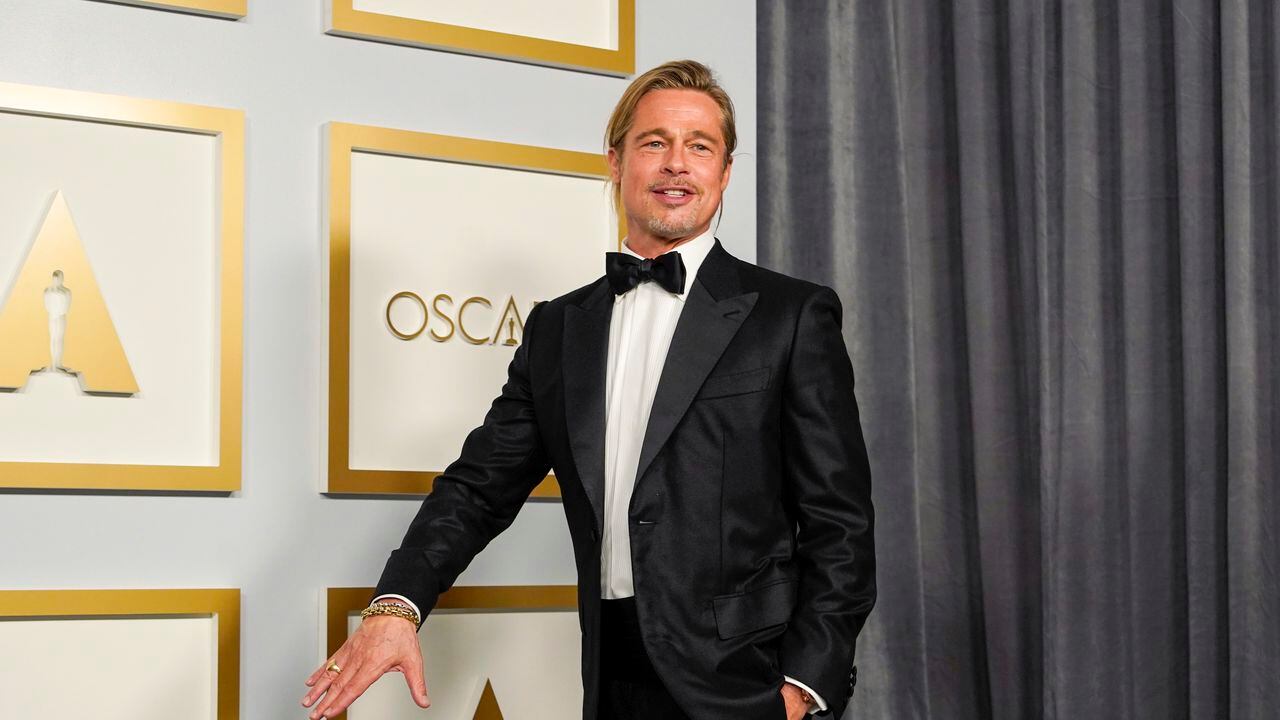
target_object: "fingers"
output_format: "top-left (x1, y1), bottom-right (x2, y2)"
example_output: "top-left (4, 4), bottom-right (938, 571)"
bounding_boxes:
top-left (313, 662), bottom-right (386, 720)
top-left (303, 617), bottom-right (423, 717)
top-left (400, 648), bottom-right (431, 708)
top-left (304, 657), bottom-right (336, 688)
top-left (305, 636), bottom-right (355, 690)
top-left (301, 655), bottom-right (346, 709)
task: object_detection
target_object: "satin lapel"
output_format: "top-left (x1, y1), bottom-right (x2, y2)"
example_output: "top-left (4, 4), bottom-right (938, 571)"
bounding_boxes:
top-left (562, 278), bottom-right (613, 533)
top-left (633, 245), bottom-right (758, 487)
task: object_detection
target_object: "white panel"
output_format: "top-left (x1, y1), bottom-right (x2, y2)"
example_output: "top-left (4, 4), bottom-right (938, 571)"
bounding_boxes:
top-left (354, 0), bottom-right (616, 51)
top-left (347, 152), bottom-right (609, 473)
top-left (0, 1), bottom-right (754, 718)
top-left (0, 111), bottom-right (219, 467)
top-left (346, 610), bottom-right (582, 720)
top-left (0, 616), bottom-right (216, 720)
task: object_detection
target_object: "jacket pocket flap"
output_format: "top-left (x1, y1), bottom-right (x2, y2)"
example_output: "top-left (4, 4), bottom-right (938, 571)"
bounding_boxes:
top-left (712, 579), bottom-right (796, 640)
top-left (696, 366), bottom-right (771, 400)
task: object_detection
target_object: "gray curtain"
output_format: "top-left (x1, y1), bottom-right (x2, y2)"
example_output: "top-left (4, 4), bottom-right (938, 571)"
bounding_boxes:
top-left (757, 2), bottom-right (1277, 719)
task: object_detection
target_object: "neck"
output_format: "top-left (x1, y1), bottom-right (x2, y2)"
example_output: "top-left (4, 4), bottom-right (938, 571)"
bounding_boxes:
top-left (624, 224), bottom-right (710, 259)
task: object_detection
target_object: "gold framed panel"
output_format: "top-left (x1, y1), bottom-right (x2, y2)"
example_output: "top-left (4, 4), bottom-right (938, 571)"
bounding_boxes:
top-left (0, 588), bottom-right (241, 719)
top-left (95, 0), bottom-right (247, 19)
top-left (326, 121), bottom-right (621, 497)
top-left (0, 82), bottom-right (244, 492)
top-left (325, 585), bottom-right (578, 720)
top-left (326, 0), bottom-right (634, 76)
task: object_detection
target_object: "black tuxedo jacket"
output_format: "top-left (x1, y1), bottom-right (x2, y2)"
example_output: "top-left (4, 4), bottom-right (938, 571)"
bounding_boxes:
top-left (376, 238), bottom-right (876, 719)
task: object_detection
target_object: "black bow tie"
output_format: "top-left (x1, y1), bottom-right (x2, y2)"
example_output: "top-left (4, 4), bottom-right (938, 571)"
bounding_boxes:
top-left (605, 251), bottom-right (686, 295)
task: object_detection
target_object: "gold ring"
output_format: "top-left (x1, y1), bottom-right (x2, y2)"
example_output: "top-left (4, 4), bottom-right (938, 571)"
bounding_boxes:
top-left (326, 661), bottom-right (342, 674)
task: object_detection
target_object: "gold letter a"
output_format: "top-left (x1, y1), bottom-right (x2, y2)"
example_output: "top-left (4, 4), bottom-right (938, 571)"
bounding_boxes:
top-left (472, 678), bottom-right (505, 720)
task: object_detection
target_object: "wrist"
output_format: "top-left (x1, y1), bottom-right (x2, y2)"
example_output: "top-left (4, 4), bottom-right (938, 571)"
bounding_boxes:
top-left (362, 600), bottom-right (421, 629)
top-left (782, 681), bottom-right (816, 712)
top-left (798, 688), bottom-right (814, 707)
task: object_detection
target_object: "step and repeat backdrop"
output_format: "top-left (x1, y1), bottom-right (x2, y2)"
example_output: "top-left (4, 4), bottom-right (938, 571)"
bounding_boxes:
top-left (0, 1), bottom-right (755, 718)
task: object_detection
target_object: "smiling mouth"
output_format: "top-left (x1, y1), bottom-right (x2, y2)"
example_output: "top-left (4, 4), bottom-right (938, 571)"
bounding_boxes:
top-left (651, 186), bottom-right (697, 205)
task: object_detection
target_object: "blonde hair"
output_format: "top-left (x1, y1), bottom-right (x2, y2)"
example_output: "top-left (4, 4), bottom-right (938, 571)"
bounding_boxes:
top-left (605, 60), bottom-right (737, 205)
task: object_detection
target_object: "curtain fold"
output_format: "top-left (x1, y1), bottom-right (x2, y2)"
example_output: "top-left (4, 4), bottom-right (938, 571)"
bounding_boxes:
top-left (757, 2), bottom-right (1277, 718)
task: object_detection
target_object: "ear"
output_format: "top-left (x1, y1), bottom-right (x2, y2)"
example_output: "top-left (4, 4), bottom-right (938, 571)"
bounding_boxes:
top-left (607, 147), bottom-right (622, 183)
top-left (719, 154), bottom-right (733, 192)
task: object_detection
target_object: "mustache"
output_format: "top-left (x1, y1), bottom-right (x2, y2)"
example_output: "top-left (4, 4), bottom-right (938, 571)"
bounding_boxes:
top-left (646, 179), bottom-right (702, 193)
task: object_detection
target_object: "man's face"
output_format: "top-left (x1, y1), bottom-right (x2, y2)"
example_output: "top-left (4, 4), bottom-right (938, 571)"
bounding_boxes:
top-left (608, 88), bottom-right (732, 245)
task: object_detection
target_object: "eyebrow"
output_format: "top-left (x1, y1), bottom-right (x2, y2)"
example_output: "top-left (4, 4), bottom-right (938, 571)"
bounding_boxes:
top-left (633, 127), bottom-right (721, 146)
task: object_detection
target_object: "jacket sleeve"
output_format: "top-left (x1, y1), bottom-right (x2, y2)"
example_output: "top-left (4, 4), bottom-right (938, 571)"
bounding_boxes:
top-left (777, 286), bottom-right (876, 716)
top-left (372, 300), bottom-right (552, 616)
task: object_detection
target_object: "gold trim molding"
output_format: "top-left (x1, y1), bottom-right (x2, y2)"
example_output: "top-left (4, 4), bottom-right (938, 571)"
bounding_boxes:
top-left (326, 0), bottom-right (634, 76)
top-left (0, 81), bottom-right (244, 492)
top-left (96, 0), bottom-right (247, 19)
top-left (0, 588), bottom-right (241, 719)
top-left (325, 121), bottom-right (621, 497)
top-left (325, 585), bottom-right (577, 720)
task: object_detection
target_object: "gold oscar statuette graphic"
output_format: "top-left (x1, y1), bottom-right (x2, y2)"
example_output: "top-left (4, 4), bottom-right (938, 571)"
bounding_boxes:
top-left (0, 191), bottom-right (139, 395)
top-left (473, 678), bottom-right (504, 720)
top-left (494, 296), bottom-right (524, 347)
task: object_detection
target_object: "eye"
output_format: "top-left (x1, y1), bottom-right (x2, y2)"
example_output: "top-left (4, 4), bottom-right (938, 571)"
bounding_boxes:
top-left (646, 140), bottom-right (664, 148)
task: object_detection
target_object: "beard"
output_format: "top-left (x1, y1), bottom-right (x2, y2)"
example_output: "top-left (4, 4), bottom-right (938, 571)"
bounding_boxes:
top-left (646, 205), bottom-right (701, 237)
top-left (642, 180), bottom-right (705, 238)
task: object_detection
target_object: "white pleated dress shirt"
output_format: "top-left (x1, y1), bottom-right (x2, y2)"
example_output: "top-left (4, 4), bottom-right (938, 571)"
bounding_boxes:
top-left (376, 229), bottom-right (825, 712)
top-left (600, 229), bottom-right (715, 599)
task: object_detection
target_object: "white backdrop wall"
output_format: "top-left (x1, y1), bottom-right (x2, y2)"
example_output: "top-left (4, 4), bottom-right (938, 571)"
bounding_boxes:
top-left (0, 1), bottom-right (755, 718)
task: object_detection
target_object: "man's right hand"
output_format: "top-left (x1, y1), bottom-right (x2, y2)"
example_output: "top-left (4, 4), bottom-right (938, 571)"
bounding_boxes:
top-left (301, 612), bottom-right (430, 719)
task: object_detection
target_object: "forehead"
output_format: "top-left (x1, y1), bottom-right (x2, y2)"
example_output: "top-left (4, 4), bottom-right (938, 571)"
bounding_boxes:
top-left (629, 89), bottom-right (724, 140)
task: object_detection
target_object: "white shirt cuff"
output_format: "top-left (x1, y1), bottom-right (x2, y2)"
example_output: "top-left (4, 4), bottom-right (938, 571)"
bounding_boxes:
top-left (371, 594), bottom-right (421, 621)
top-left (783, 676), bottom-right (828, 714)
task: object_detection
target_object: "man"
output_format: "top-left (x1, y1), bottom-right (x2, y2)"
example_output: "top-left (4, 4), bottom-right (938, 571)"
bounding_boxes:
top-left (302, 60), bottom-right (875, 720)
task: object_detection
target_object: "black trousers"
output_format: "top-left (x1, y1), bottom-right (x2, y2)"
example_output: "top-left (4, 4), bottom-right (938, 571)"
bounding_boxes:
top-left (597, 597), bottom-right (692, 720)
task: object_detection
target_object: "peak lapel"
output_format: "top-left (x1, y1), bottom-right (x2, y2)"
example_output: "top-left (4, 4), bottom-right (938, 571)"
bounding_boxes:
top-left (563, 278), bottom-right (612, 532)
top-left (633, 241), bottom-right (758, 487)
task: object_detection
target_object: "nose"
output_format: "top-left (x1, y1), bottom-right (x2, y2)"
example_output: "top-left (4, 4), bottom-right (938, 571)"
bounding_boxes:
top-left (661, 144), bottom-right (689, 176)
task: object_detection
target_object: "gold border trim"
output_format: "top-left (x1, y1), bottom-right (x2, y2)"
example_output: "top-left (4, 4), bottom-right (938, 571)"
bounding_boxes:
top-left (0, 81), bottom-right (245, 492)
top-left (0, 588), bottom-right (241, 719)
top-left (326, 121), bottom-right (621, 497)
top-left (97, 0), bottom-right (247, 19)
top-left (327, 0), bottom-right (634, 76)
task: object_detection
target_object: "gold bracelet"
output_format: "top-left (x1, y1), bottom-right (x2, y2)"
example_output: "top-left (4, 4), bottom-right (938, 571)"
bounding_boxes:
top-left (360, 601), bottom-right (421, 629)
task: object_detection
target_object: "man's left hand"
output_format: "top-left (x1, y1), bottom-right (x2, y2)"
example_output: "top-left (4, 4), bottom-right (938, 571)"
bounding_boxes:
top-left (781, 682), bottom-right (812, 719)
